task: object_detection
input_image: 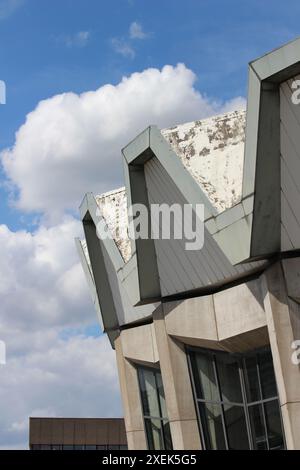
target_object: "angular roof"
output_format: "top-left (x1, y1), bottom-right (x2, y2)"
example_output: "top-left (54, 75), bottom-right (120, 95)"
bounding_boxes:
top-left (94, 109), bottom-right (246, 262)
top-left (78, 37), bottom-right (300, 345)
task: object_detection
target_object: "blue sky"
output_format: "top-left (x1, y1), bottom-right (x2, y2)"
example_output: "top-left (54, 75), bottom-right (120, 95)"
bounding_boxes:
top-left (0, 0), bottom-right (299, 230)
top-left (0, 0), bottom-right (300, 449)
top-left (1, 0), bottom-right (299, 145)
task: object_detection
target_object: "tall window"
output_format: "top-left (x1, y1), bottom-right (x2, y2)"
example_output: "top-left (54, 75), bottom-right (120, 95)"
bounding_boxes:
top-left (137, 367), bottom-right (173, 450)
top-left (188, 347), bottom-right (285, 450)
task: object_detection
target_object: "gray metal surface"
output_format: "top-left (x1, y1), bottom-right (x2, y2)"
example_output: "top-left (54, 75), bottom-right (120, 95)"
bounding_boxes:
top-left (280, 76), bottom-right (300, 250)
top-left (77, 37), bottom-right (300, 328)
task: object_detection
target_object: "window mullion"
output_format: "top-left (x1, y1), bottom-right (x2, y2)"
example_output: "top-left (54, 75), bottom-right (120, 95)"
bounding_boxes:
top-left (256, 356), bottom-right (270, 450)
top-left (212, 355), bottom-right (229, 450)
top-left (138, 370), bottom-right (152, 450)
top-left (239, 357), bottom-right (253, 450)
top-left (154, 370), bottom-right (166, 450)
top-left (187, 346), bottom-right (285, 451)
top-left (187, 352), bottom-right (206, 449)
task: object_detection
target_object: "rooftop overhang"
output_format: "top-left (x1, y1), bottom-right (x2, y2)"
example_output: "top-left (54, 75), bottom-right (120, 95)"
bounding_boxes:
top-left (78, 37), bottom-right (300, 324)
top-left (121, 125), bottom-right (268, 304)
top-left (78, 193), bottom-right (156, 344)
top-left (236, 37), bottom-right (300, 263)
top-left (123, 37), bottom-right (300, 266)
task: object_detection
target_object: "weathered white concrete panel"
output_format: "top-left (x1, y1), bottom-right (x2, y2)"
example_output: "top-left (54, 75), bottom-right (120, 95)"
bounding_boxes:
top-left (162, 110), bottom-right (245, 213)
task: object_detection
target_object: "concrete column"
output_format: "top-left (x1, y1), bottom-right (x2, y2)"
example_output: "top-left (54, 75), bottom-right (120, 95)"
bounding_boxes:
top-left (153, 306), bottom-right (202, 450)
top-left (262, 261), bottom-right (300, 449)
top-left (114, 336), bottom-right (147, 450)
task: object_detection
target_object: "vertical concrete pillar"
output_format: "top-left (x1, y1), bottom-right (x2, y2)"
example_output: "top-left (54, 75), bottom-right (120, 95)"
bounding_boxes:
top-left (262, 261), bottom-right (300, 449)
top-left (153, 306), bottom-right (202, 450)
top-left (114, 335), bottom-right (147, 450)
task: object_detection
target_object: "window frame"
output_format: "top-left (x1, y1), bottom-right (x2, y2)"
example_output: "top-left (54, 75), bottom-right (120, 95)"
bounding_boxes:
top-left (187, 346), bottom-right (286, 450)
top-left (31, 444), bottom-right (127, 450)
top-left (137, 365), bottom-right (173, 450)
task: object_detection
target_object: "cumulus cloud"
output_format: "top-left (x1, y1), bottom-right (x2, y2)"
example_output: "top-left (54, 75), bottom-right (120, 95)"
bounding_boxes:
top-left (0, 334), bottom-right (121, 449)
top-left (0, 218), bottom-right (93, 332)
top-left (1, 64), bottom-right (245, 221)
top-left (0, 219), bottom-right (122, 448)
top-left (0, 63), bottom-right (246, 448)
top-left (129, 21), bottom-right (148, 39)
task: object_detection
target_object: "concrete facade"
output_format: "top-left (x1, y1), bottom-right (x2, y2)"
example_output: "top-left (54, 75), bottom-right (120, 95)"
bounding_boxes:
top-left (78, 39), bottom-right (300, 450)
top-left (112, 263), bottom-right (300, 449)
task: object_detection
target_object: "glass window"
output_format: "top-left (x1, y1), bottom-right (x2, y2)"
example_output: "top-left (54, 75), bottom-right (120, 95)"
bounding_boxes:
top-left (144, 418), bottom-right (164, 450)
top-left (191, 351), bottom-right (219, 402)
top-left (248, 404), bottom-right (268, 450)
top-left (258, 350), bottom-right (277, 400)
top-left (223, 404), bottom-right (249, 449)
top-left (162, 421), bottom-right (172, 450)
top-left (244, 356), bottom-right (260, 403)
top-left (264, 400), bottom-right (285, 450)
top-left (216, 355), bottom-right (243, 403)
top-left (138, 367), bottom-right (173, 450)
top-left (156, 372), bottom-right (168, 418)
top-left (198, 402), bottom-right (226, 450)
top-left (140, 368), bottom-right (161, 417)
top-left (188, 347), bottom-right (285, 450)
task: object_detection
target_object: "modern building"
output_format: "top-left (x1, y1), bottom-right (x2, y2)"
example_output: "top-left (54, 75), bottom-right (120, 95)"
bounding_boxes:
top-left (29, 418), bottom-right (127, 450)
top-left (77, 38), bottom-right (300, 450)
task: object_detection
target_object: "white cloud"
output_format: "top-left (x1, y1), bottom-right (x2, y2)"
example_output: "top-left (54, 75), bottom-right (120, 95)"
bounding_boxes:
top-left (1, 64), bottom-right (245, 221)
top-left (111, 37), bottom-right (135, 58)
top-left (0, 218), bottom-right (93, 332)
top-left (0, 218), bottom-right (123, 449)
top-left (0, 0), bottom-right (23, 20)
top-left (59, 30), bottom-right (90, 48)
top-left (0, 63), bottom-right (246, 448)
top-left (112, 21), bottom-right (149, 58)
top-left (129, 21), bottom-right (148, 39)
top-left (0, 334), bottom-right (121, 449)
